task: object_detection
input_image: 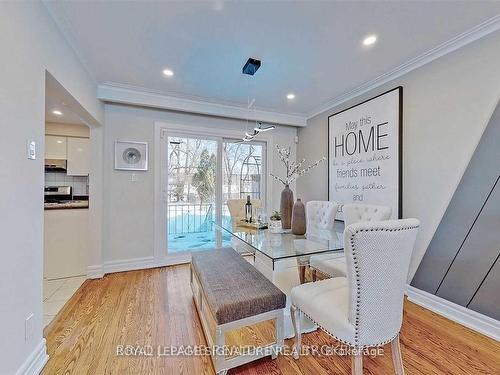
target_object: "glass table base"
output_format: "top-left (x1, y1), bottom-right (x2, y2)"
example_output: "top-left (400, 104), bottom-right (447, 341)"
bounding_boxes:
top-left (253, 254), bottom-right (317, 338)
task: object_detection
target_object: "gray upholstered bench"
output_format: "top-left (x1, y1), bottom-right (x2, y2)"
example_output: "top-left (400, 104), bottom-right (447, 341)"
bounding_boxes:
top-left (191, 247), bottom-right (286, 375)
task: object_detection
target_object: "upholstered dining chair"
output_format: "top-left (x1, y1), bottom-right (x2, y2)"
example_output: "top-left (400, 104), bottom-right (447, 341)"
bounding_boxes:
top-left (306, 201), bottom-right (339, 230)
top-left (291, 219), bottom-right (420, 375)
top-left (343, 204), bottom-right (392, 227)
top-left (309, 204), bottom-right (392, 280)
top-left (227, 198), bottom-right (262, 220)
top-left (226, 199), bottom-right (262, 258)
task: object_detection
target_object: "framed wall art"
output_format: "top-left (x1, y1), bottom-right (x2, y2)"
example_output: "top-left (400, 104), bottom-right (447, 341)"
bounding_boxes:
top-left (328, 86), bottom-right (402, 220)
top-left (114, 141), bottom-right (149, 171)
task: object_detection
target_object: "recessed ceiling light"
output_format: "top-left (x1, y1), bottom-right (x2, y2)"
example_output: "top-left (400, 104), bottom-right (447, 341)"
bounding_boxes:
top-left (363, 34), bottom-right (377, 46)
top-left (162, 69), bottom-right (174, 77)
top-left (287, 93), bottom-right (295, 100)
top-left (52, 110), bottom-right (63, 116)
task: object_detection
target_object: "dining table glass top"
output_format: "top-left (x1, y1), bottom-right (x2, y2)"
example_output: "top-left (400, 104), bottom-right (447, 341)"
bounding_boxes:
top-left (215, 217), bottom-right (345, 261)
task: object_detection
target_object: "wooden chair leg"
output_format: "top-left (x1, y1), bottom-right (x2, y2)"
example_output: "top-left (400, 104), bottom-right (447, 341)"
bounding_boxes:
top-left (391, 334), bottom-right (405, 375)
top-left (312, 268), bottom-right (317, 282)
top-left (298, 264), bottom-right (306, 284)
top-left (290, 305), bottom-right (301, 359)
top-left (352, 352), bottom-right (363, 375)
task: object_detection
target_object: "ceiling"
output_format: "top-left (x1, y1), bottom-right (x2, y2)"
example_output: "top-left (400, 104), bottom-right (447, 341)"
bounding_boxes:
top-left (45, 72), bottom-right (93, 126)
top-left (44, 1), bottom-right (500, 119)
top-left (45, 99), bottom-right (86, 125)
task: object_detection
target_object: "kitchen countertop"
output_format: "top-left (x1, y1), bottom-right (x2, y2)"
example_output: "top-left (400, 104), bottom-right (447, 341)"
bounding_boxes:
top-left (44, 200), bottom-right (89, 210)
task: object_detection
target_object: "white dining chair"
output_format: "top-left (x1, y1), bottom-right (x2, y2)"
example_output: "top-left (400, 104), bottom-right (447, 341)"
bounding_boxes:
top-left (291, 218), bottom-right (420, 375)
top-left (226, 198), bottom-right (262, 220)
top-left (226, 199), bottom-right (262, 258)
top-left (343, 204), bottom-right (392, 227)
top-left (310, 204), bottom-right (392, 280)
top-left (306, 201), bottom-right (339, 231)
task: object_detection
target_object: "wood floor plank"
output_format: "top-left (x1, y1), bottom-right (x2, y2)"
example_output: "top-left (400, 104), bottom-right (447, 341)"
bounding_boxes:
top-left (42, 265), bottom-right (500, 375)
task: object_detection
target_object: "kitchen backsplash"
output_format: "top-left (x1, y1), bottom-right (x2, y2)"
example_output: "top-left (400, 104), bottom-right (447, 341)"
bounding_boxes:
top-left (45, 172), bottom-right (89, 196)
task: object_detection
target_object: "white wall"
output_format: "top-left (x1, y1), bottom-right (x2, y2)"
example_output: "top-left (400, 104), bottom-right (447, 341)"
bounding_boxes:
top-left (297, 30), bottom-right (500, 282)
top-left (0, 3), bottom-right (103, 374)
top-left (103, 104), bottom-right (297, 263)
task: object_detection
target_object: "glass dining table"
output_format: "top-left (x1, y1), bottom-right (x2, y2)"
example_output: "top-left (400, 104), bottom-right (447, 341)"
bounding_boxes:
top-left (214, 217), bottom-right (345, 338)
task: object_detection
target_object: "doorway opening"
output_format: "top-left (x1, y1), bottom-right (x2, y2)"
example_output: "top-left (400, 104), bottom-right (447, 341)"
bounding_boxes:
top-left (43, 73), bottom-right (93, 329)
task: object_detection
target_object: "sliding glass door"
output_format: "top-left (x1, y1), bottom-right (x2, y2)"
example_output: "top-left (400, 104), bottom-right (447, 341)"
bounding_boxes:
top-left (167, 135), bottom-right (218, 252)
top-left (164, 133), bottom-right (266, 255)
top-left (222, 139), bottom-right (266, 219)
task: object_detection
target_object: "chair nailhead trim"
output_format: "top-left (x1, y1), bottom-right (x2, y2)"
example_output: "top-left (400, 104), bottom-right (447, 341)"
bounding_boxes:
top-left (350, 224), bottom-right (419, 347)
top-left (292, 304), bottom-right (398, 350)
top-left (294, 223), bottom-right (418, 349)
top-left (350, 232), bottom-right (360, 344)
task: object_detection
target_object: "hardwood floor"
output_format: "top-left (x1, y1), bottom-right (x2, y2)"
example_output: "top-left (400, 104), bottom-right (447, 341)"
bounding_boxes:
top-left (42, 265), bottom-right (500, 375)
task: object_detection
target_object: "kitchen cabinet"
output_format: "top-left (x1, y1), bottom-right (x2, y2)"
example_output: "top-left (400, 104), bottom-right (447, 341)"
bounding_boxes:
top-left (67, 137), bottom-right (90, 176)
top-left (45, 135), bottom-right (67, 159)
top-left (44, 208), bottom-right (88, 279)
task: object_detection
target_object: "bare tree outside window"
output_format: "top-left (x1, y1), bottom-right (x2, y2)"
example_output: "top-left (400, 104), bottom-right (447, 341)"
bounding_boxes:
top-left (168, 138), bottom-right (205, 203)
top-left (223, 141), bottom-right (263, 202)
top-left (192, 149), bottom-right (216, 204)
top-left (166, 136), bottom-right (265, 252)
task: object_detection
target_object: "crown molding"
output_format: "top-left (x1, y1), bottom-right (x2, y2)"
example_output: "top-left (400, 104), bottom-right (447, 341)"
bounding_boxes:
top-left (308, 15), bottom-right (500, 119)
top-left (43, 1), bottom-right (99, 86)
top-left (98, 83), bottom-right (307, 127)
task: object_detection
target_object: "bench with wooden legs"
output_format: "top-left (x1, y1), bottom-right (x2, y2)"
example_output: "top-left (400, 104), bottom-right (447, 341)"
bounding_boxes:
top-left (191, 247), bottom-right (286, 375)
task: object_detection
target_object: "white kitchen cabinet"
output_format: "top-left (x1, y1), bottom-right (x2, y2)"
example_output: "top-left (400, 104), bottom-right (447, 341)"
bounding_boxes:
top-left (44, 208), bottom-right (88, 279)
top-left (45, 135), bottom-right (67, 159)
top-left (67, 137), bottom-right (90, 176)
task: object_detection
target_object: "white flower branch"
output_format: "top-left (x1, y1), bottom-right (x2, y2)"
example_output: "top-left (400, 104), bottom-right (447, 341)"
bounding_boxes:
top-left (269, 173), bottom-right (286, 185)
top-left (289, 158), bottom-right (305, 178)
top-left (271, 144), bottom-right (326, 186)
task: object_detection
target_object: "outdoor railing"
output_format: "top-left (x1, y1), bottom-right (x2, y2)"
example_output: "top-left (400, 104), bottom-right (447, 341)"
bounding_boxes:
top-left (167, 203), bottom-right (214, 235)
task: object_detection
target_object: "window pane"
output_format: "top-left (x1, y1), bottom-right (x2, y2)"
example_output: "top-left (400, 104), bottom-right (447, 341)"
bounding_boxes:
top-left (167, 136), bottom-right (218, 252)
top-left (223, 140), bottom-right (266, 216)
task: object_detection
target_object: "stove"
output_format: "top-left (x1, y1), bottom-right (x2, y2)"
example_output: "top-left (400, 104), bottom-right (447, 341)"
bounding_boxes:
top-left (44, 186), bottom-right (72, 203)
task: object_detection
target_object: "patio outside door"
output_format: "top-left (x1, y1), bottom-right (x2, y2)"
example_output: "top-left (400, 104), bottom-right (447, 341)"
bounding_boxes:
top-left (167, 135), bottom-right (220, 253)
top-left (163, 132), bottom-right (266, 256)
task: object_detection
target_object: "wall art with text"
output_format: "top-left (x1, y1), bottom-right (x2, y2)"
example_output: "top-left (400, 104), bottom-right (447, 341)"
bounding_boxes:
top-left (328, 87), bottom-right (402, 220)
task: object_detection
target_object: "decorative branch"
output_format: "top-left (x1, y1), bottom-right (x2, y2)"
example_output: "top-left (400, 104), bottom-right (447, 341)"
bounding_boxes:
top-left (269, 173), bottom-right (287, 185)
top-left (270, 144), bottom-right (326, 186)
top-left (290, 157), bottom-right (326, 183)
top-left (289, 158), bottom-right (305, 178)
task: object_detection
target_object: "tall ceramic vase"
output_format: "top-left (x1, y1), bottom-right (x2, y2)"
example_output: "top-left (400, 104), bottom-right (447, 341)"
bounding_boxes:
top-left (292, 198), bottom-right (306, 235)
top-left (280, 184), bottom-right (294, 230)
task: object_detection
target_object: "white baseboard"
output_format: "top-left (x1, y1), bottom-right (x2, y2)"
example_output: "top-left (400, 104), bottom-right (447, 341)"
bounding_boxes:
top-left (15, 339), bottom-right (48, 375)
top-left (155, 254), bottom-right (191, 267)
top-left (88, 254), bottom-right (191, 279)
top-left (102, 256), bottom-right (156, 274)
top-left (87, 264), bottom-right (104, 279)
top-left (406, 285), bottom-right (500, 341)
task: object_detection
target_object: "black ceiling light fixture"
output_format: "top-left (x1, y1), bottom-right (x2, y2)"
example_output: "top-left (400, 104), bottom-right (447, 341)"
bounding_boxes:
top-left (242, 58), bottom-right (261, 75)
